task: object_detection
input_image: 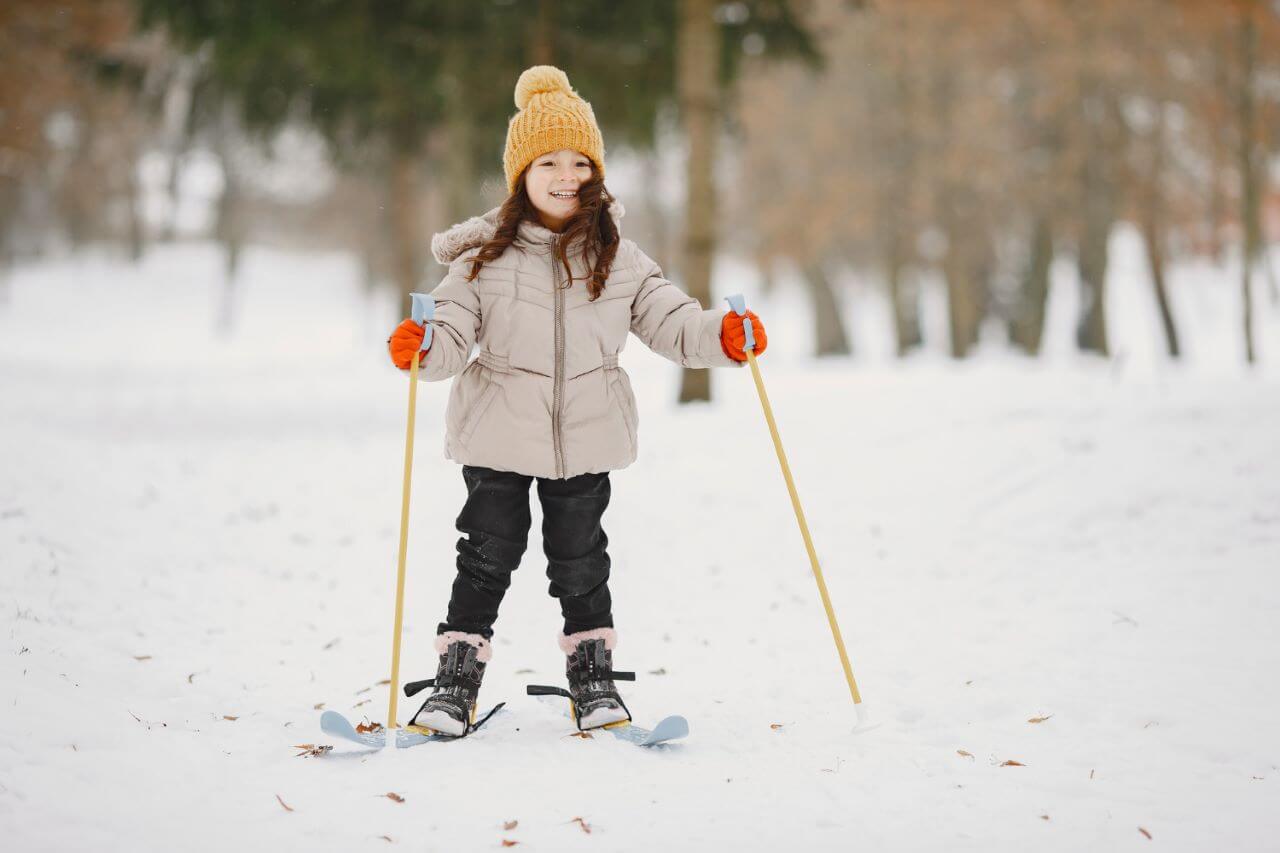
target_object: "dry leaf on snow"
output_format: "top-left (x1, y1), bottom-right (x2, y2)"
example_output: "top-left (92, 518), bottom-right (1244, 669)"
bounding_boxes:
top-left (957, 749), bottom-right (974, 760)
top-left (1001, 760), bottom-right (1026, 767)
top-left (1027, 715), bottom-right (1053, 724)
top-left (503, 820), bottom-right (518, 830)
top-left (128, 711), bottom-right (167, 730)
top-left (133, 655), bottom-right (152, 661)
top-left (276, 794), bottom-right (294, 812)
top-left (567, 731), bottom-right (593, 740)
top-left (313, 702), bottom-right (325, 710)
top-left (382, 792), bottom-right (404, 803)
top-left (222, 715), bottom-right (239, 721)
top-left (770, 724), bottom-right (784, 730)
top-left (356, 720), bottom-right (384, 734)
top-left (293, 744), bottom-right (332, 757)
top-left (501, 841), bottom-right (519, 848)
top-left (570, 817), bottom-right (592, 834)
top-left (1139, 828), bottom-right (1152, 840)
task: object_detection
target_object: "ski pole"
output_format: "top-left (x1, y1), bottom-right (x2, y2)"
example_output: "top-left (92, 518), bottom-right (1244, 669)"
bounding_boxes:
top-left (725, 294), bottom-right (868, 726)
top-left (387, 293), bottom-right (435, 733)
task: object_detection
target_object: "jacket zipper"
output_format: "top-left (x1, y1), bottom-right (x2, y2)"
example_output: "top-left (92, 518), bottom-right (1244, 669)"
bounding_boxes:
top-left (551, 236), bottom-right (566, 479)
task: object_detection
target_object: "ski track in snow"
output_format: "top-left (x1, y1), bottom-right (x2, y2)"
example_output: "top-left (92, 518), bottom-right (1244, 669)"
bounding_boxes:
top-left (1, 241), bottom-right (1279, 851)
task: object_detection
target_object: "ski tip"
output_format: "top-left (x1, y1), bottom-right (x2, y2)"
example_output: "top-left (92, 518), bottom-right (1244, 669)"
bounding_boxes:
top-left (320, 709), bottom-right (393, 748)
top-left (319, 709), bottom-right (353, 734)
top-left (651, 715), bottom-right (689, 742)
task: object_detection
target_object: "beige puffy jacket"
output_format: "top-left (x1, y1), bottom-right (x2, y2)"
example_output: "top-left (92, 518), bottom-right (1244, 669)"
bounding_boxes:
top-left (410, 202), bottom-right (743, 479)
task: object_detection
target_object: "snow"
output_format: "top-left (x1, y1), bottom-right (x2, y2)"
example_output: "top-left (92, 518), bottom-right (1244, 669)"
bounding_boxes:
top-left (2, 233), bottom-right (1279, 851)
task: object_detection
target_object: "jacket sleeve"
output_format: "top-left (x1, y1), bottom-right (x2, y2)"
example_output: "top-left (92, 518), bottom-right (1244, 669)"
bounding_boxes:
top-left (405, 256), bottom-right (482, 382)
top-left (629, 247), bottom-right (743, 370)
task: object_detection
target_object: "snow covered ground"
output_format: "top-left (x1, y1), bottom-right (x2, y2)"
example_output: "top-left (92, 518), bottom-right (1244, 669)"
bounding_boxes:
top-left (2, 235), bottom-right (1279, 851)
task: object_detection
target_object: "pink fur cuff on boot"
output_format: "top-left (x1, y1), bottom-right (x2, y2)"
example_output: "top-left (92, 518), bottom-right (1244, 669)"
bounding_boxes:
top-left (558, 628), bottom-right (617, 656)
top-left (435, 631), bottom-right (492, 662)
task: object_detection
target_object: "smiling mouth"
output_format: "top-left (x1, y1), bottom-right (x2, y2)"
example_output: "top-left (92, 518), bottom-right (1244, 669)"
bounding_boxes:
top-left (550, 191), bottom-right (578, 200)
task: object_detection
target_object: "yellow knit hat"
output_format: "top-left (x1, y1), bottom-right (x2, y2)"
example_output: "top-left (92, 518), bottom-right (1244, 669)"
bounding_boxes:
top-left (503, 66), bottom-right (605, 195)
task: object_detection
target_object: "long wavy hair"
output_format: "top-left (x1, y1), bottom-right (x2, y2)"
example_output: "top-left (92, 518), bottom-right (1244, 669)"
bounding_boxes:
top-left (465, 166), bottom-right (620, 301)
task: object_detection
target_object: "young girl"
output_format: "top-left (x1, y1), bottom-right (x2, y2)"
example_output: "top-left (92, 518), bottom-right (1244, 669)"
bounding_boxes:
top-left (387, 66), bottom-right (768, 736)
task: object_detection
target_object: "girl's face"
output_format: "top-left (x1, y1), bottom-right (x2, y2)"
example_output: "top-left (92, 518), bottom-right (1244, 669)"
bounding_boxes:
top-left (524, 149), bottom-right (594, 232)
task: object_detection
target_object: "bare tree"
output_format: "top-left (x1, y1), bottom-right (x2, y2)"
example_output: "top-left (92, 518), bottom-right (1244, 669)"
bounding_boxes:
top-left (677, 0), bottom-right (719, 403)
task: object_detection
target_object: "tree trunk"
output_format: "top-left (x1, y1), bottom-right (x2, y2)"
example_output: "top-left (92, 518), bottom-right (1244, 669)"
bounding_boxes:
top-left (942, 208), bottom-right (988, 358)
top-left (885, 234), bottom-right (921, 355)
top-left (439, 117), bottom-right (477, 227)
top-left (530, 0), bottom-right (556, 65)
top-left (1140, 106), bottom-right (1180, 359)
top-left (1142, 216), bottom-right (1179, 359)
top-left (212, 107), bottom-right (244, 336)
top-left (124, 144), bottom-right (146, 263)
top-left (677, 0), bottom-right (718, 404)
top-left (1075, 210), bottom-right (1111, 357)
top-left (801, 261), bottom-right (851, 357)
top-left (1237, 2), bottom-right (1260, 366)
top-left (943, 256), bottom-right (982, 358)
top-left (1072, 17), bottom-right (1119, 358)
top-left (885, 47), bottom-right (922, 357)
top-left (1075, 105), bottom-right (1115, 357)
top-left (389, 147), bottom-right (425, 318)
top-left (1208, 37), bottom-right (1228, 265)
top-left (1010, 214), bottom-right (1053, 355)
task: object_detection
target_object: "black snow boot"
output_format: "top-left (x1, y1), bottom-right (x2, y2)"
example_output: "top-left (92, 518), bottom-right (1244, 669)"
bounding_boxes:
top-left (408, 633), bottom-right (490, 737)
top-left (562, 630), bottom-right (632, 730)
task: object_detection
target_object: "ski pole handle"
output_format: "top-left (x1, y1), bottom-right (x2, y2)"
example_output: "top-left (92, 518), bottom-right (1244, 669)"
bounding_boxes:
top-left (410, 292), bottom-right (435, 350)
top-left (724, 293), bottom-right (757, 354)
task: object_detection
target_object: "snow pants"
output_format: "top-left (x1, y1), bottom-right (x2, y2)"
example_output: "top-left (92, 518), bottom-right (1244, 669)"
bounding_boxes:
top-left (437, 464), bottom-right (613, 640)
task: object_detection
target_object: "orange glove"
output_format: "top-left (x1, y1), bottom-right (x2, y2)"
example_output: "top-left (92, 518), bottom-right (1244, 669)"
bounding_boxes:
top-left (388, 318), bottom-right (430, 369)
top-left (720, 310), bottom-right (767, 362)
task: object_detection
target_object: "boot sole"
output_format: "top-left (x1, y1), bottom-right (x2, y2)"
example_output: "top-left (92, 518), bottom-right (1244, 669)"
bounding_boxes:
top-left (410, 708), bottom-right (467, 737)
top-left (577, 704), bottom-right (632, 730)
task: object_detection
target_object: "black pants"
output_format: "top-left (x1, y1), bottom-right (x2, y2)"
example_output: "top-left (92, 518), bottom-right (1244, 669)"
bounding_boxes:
top-left (438, 465), bottom-right (613, 640)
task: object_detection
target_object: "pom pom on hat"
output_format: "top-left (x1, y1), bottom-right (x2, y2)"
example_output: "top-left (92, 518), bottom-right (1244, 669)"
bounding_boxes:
top-left (503, 65), bottom-right (606, 194)
top-left (515, 66), bottom-right (573, 110)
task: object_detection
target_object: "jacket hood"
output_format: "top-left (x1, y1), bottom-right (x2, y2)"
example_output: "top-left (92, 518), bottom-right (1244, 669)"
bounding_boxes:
top-left (431, 198), bottom-right (626, 265)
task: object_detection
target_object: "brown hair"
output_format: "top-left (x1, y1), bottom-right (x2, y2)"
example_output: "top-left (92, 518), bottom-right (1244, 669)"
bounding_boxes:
top-left (466, 166), bottom-right (619, 301)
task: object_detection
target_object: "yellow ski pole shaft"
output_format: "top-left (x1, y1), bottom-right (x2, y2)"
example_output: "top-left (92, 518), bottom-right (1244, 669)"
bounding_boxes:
top-left (387, 294), bottom-right (435, 732)
top-left (726, 295), bottom-right (865, 717)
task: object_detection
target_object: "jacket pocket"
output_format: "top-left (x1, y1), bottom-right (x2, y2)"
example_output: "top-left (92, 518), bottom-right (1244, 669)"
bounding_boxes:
top-left (459, 369), bottom-right (501, 444)
top-left (609, 372), bottom-right (638, 454)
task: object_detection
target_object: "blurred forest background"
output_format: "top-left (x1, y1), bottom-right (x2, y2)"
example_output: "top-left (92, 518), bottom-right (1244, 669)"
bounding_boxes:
top-left (2, 0), bottom-right (1279, 395)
